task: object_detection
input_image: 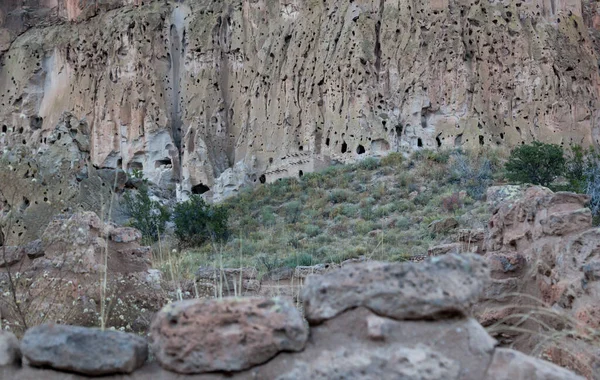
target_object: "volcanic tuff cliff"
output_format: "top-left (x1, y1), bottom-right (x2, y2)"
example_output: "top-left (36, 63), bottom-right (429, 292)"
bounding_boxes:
top-left (1, 0), bottom-right (600, 202)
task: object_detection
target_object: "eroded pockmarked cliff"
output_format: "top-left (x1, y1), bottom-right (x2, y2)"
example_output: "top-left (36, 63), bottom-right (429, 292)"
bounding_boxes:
top-left (1, 0), bottom-right (600, 202)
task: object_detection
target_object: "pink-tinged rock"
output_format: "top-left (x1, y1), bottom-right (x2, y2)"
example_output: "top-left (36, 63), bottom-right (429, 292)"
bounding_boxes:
top-left (150, 297), bottom-right (308, 374)
top-left (302, 253), bottom-right (490, 324)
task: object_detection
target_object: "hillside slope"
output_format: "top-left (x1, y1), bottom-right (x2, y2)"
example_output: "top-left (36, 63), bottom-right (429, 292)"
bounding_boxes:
top-left (169, 150), bottom-right (503, 279)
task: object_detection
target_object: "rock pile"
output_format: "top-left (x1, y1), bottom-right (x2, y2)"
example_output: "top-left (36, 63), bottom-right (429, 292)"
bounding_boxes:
top-left (472, 186), bottom-right (600, 378)
top-left (0, 211), bottom-right (165, 334)
top-left (0, 254), bottom-right (584, 379)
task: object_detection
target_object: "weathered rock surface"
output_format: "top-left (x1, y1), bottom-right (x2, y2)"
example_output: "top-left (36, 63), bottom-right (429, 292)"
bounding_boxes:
top-left (0, 331), bottom-right (20, 367)
top-left (302, 253), bottom-right (490, 323)
top-left (0, 0), bottom-right (599, 221)
top-left (463, 186), bottom-right (600, 378)
top-left (149, 297), bottom-right (308, 374)
top-left (276, 344), bottom-right (462, 380)
top-left (0, 247), bottom-right (23, 268)
top-left (485, 348), bottom-right (584, 380)
top-left (0, 212), bottom-right (166, 335)
top-left (21, 324), bottom-right (147, 375)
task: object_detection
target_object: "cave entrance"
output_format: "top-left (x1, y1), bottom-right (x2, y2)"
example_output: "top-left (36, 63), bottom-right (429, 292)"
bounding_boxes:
top-left (155, 158), bottom-right (172, 169)
top-left (191, 183), bottom-right (210, 195)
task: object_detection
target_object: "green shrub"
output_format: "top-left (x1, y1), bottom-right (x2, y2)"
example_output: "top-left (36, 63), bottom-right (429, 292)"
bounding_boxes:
top-left (358, 157), bottom-right (380, 170)
top-left (505, 142), bottom-right (565, 187)
top-left (173, 195), bottom-right (229, 246)
top-left (329, 189), bottom-right (352, 204)
top-left (123, 186), bottom-right (170, 244)
top-left (282, 200), bottom-right (303, 223)
top-left (284, 252), bottom-right (315, 268)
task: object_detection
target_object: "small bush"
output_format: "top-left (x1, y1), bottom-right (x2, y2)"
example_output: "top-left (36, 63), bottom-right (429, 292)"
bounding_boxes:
top-left (381, 152), bottom-right (404, 167)
top-left (358, 157), bottom-right (380, 170)
top-left (284, 252), bottom-right (315, 268)
top-left (329, 189), bottom-right (352, 204)
top-left (450, 151), bottom-right (494, 200)
top-left (173, 195), bottom-right (228, 246)
top-left (505, 141), bottom-right (565, 187)
top-left (123, 186), bottom-right (170, 244)
top-left (441, 192), bottom-right (463, 213)
top-left (282, 200), bottom-right (303, 223)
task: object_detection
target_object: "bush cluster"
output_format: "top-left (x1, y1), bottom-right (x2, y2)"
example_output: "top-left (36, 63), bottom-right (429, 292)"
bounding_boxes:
top-left (173, 195), bottom-right (229, 247)
top-left (123, 186), bottom-right (170, 244)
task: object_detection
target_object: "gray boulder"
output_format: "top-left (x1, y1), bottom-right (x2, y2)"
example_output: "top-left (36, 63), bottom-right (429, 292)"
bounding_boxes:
top-left (302, 253), bottom-right (490, 323)
top-left (21, 324), bottom-right (147, 375)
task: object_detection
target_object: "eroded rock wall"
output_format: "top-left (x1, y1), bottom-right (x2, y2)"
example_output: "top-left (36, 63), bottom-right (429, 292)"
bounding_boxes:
top-left (1, 0), bottom-right (599, 202)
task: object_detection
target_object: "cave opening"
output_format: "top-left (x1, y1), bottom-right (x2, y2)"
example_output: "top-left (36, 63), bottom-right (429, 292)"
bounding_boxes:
top-left (155, 159), bottom-right (172, 169)
top-left (259, 174), bottom-right (267, 184)
top-left (356, 145), bottom-right (366, 154)
top-left (341, 141), bottom-right (348, 153)
top-left (191, 183), bottom-right (210, 195)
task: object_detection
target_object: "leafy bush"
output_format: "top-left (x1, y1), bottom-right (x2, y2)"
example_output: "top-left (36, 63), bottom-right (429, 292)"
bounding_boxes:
top-left (565, 145), bottom-right (595, 193)
top-left (123, 186), bottom-right (170, 244)
top-left (173, 195), bottom-right (228, 246)
top-left (505, 142), bottom-right (565, 187)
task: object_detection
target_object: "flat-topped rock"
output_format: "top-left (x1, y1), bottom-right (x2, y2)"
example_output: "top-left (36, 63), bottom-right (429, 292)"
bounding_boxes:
top-left (21, 324), bottom-right (147, 375)
top-left (302, 253), bottom-right (490, 323)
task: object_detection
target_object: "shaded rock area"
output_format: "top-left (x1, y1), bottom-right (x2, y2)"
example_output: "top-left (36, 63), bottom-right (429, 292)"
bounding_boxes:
top-left (21, 324), bottom-right (147, 375)
top-left (0, 253), bottom-right (584, 379)
top-left (432, 186), bottom-right (600, 378)
top-left (0, 211), bottom-right (166, 335)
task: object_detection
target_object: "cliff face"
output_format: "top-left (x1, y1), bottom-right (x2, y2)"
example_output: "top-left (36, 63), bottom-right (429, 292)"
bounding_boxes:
top-left (1, 0), bottom-right (600, 202)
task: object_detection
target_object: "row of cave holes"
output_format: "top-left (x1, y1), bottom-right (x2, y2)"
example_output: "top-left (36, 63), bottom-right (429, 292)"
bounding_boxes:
top-left (327, 139), bottom-right (367, 155)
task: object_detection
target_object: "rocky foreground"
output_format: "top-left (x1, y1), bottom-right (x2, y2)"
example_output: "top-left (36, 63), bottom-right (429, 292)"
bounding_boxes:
top-left (0, 253), bottom-right (585, 379)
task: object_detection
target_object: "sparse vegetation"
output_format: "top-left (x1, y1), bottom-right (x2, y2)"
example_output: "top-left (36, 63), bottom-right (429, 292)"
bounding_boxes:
top-left (168, 148), bottom-right (505, 279)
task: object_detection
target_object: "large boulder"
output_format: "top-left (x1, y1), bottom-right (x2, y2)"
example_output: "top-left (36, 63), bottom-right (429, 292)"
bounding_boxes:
top-left (150, 297), bottom-right (308, 374)
top-left (302, 253), bottom-right (490, 323)
top-left (21, 324), bottom-right (147, 375)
